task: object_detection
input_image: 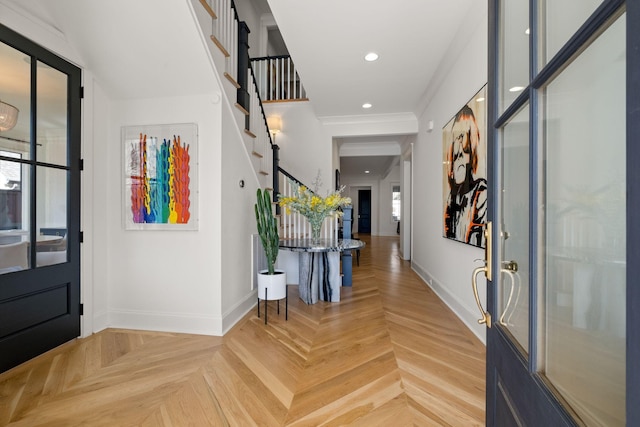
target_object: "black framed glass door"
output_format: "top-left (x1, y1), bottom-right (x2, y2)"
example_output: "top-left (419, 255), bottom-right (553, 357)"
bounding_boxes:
top-left (0, 24), bottom-right (81, 372)
top-left (485, 1), bottom-right (636, 425)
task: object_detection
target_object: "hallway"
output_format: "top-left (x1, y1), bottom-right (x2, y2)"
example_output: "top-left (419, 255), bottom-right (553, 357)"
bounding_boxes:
top-left (0, 236), bottom-right (485, 426)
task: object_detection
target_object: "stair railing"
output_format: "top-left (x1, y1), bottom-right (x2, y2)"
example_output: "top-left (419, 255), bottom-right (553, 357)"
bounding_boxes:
top-left (251, 55), bottom-right (308, 102)
top-left (200, 0), bottom-right (239, 87)
top-left (196, 0), bottom-right (336, 240)
top-left (278, 167), bottom-right (338, 240)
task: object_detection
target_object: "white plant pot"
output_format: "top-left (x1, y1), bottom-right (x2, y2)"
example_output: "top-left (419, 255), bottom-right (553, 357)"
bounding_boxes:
top-left (257, 269), bottom-right (287, 300)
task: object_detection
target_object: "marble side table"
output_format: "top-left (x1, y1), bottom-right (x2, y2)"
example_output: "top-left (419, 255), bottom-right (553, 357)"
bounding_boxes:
top-left (279, 238), bottom-right (365, 304)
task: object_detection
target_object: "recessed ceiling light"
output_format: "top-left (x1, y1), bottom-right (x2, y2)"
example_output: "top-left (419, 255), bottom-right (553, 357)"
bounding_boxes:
top-left (509, 86), bottom-right (525, 92)
top-left (525, 28), bottom-right (530, 35)
top-left (476, 97), bottom-right (485, 102)
top-left (364, 52), bottom-right (379, 62)
top-left (364, 170), bottom-right (370, 174)
top-left (362, 103), bottom-right (372, 109)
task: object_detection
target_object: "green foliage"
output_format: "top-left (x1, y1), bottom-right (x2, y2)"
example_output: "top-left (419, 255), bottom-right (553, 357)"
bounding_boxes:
top-left (255, 188), bottom-right (279, 275)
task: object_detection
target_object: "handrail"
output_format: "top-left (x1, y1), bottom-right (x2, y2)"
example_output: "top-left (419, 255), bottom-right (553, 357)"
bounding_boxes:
top-left (249, 65), bottom-right (274, 147)
top-left (251, 54), bottom-right (291, 61)
top-left (278, 167), bottom-right (304, 188)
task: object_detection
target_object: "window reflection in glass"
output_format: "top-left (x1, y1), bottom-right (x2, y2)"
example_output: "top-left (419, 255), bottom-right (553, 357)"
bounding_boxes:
top-left (543, 13), bottom-right (625, 426)
top-left (500, 105), bottom-right (530, 353)
top-left (35, 166), bottom-right (68, 267)
top-left (499, 0), bottom-right (529, 113)
top-left (36, 61), bottom-right (68, 166)
top-left (542, 0), bottom-right (604, 66)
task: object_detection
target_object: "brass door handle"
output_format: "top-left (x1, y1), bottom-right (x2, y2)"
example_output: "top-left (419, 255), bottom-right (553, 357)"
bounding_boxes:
top-left (472, 265), bottom-right (491, 328)
top-left (470, 221), bottom-right (492, 328)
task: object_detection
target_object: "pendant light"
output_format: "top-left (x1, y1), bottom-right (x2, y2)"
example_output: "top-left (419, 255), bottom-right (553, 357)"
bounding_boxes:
top-left (0, 101), bottom-right (19, 132)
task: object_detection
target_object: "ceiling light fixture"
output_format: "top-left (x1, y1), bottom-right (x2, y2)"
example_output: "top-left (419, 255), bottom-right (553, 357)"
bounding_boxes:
top-left (364, 170), bottom-right (370, 174)
top-left (0, 101), bottom-right (19, 132)
top-left (509, 86), bottom-right (525, 92)
top-left (362, 103), bottom-right (372, 109)
top-left (364, 52), bottom-right (379, 62)
top-left (525, 28), bottom-right (530, 35)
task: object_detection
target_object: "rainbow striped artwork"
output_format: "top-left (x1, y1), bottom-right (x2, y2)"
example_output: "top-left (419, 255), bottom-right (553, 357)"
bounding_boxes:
top-left (123, 124), bottom-right (198, 230)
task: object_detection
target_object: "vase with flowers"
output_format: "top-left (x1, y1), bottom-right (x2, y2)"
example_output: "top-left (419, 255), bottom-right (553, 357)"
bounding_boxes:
top-left (279, 176), bottom-right (351, 244)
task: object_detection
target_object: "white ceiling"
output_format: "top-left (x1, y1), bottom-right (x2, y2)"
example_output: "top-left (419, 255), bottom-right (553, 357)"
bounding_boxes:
top-left (266, 0), bottom-right (477, 179)
top-left (267, 0), bottom-right (476, 118)
top-left (1, 0), bottom-right (478, 180)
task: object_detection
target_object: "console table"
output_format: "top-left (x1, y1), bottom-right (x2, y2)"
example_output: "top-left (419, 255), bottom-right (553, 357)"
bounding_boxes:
top-left (279, 238), bottom-right (365, 304)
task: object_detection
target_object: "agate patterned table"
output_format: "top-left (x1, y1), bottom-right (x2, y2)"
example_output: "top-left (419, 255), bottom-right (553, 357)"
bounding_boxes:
top-left (278, 238), bottom-right (365, 304)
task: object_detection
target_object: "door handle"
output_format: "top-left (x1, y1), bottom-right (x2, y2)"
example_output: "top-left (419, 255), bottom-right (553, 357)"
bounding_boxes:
top-left (471, 221), bottom-right (492, 328)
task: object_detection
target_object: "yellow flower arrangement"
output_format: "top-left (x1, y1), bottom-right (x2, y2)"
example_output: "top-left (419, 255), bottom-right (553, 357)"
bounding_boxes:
top-left (279, 180), bottom-right (351, 241)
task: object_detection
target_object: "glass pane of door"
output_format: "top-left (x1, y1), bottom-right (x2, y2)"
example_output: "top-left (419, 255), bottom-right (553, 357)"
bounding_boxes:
top-left (36, 166), bottom-right (67, 267)
top-left (541, 0), bottom-right (604, 66)
top-left (0, 40), bottom-right (31, 160)
top-left (500, 104), bottom-right (530, 352)
top-left (36, 61), bottom-right (67, 166)
top-left (499, 0), bottom-right (529, 114)
top-left (0, 162), bottom-right (31, 273)
top-left (543, 12), bottom-right (625, 426)
top-left (0, 41), bottom-right (31, 272)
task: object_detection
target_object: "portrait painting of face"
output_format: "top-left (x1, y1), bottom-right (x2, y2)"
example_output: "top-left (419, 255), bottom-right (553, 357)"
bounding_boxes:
top-left (442, 85), bottom-right (488, 248)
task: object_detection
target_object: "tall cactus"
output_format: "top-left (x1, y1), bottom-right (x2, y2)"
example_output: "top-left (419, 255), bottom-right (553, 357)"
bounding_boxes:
top-left (255, 188), bottom-right (279, 275)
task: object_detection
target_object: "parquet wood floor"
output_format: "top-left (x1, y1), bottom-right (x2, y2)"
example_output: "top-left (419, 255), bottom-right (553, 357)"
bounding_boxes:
top-left (0, 236), bottom-right (485, 426)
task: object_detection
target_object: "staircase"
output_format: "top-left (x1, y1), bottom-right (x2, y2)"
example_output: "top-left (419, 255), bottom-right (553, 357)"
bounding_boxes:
top-left (192, 0), bottom-right (339, 241)
top-left (192, 0), bottom-right (274, 191)
top-left (192, 0), bottom-right (356, 290)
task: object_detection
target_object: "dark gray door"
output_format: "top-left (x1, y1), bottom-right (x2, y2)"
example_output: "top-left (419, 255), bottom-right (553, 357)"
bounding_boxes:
top-left (483, 1), bottom-right (635, 425)
top-left (357, 189), bottom-right (371, 233)
top-left (0, 24), bottom-right (81, 372)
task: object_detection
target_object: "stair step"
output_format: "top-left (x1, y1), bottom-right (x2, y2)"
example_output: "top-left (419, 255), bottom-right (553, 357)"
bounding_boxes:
top-left (251, 150), bottom-right (263, 158)
top-left (224, 72), bottom-right (240, 88)
top-left (210, 35), bottom-right (230, 57)
top-left (245, 129), bottom-right (256, 138)
top-left (199, 0), bottom-right (217, 19)
top-left (235, 103), bottom-right (249, 116)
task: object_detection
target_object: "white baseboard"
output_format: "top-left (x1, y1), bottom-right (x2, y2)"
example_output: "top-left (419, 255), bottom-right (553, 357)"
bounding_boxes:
top-left (108, 309), bottom-right (222, 336)
top-left (221, 291), bottom-right (259, 334)
top-left (411, 261), bottom-right (486, 344)
top-left (92, 310), bottom-right (109, 334)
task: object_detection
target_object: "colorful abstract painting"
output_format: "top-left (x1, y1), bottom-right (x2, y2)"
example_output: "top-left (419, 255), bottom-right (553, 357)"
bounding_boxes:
top-left (442, 85), bottom-right (487, 248)
top-left (123, 123), bottom-right (198, 230)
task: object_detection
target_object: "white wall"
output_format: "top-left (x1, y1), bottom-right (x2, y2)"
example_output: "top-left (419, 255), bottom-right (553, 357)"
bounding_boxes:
top-left (400, 140), bottom-right (414, 260)
top-left (263, 102), bottom-right (333, 191)
top-left (106, 94), bottom-right (223, 335)
top-left (233, 0), bottom-right (263, 57)
top-left (412, 1), bottom-right (488, 342)
top-left (87, 77), bottom-right (110, 333)
top-left (220, 103), bottom-right (263, 332)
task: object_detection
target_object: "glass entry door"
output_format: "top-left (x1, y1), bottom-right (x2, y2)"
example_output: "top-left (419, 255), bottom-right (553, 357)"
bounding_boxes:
top-left (0, 24), bottom-right (81, 372)
top-left (484, 1), bottom-right (634, 425)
